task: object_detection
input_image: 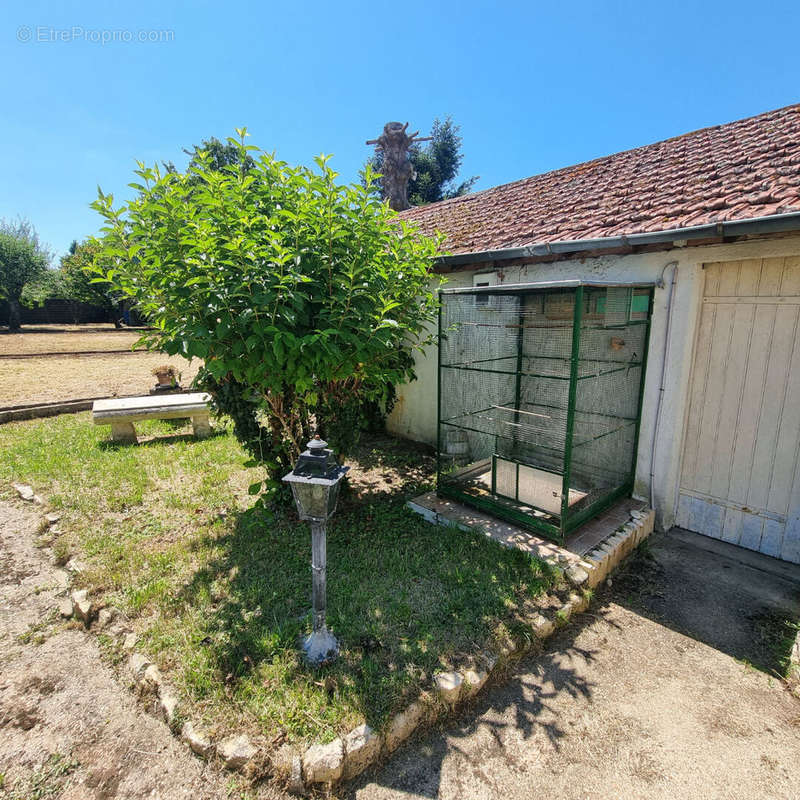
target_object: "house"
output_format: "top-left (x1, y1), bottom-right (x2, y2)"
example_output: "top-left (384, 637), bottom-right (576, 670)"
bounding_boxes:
top-left (388, 103), bottom-right (800, 564)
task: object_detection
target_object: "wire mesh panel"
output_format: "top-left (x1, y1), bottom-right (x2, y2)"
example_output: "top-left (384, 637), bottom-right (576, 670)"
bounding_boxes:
top-left (437, 282), bottom-right (652, 542)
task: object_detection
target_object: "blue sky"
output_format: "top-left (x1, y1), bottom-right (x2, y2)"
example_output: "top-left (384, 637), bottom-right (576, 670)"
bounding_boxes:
top-left (2, 0), bottom-right (799, 262)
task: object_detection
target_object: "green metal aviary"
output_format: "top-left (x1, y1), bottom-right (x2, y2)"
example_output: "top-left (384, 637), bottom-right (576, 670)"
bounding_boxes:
top-left (436, 281), bottom-right (653, 544)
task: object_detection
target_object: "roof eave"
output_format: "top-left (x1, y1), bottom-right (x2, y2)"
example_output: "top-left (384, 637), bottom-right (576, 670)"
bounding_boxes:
top-left (435, 211), bottom-right (800, 268)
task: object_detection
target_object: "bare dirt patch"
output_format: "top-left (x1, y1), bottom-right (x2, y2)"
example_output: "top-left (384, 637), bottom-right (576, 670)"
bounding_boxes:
top-left (612, 527), bottom-right (800, 676)
top-left (0, 498), bottom-right (285, 799)
top-left (0, 324), bottom-right (201, 408)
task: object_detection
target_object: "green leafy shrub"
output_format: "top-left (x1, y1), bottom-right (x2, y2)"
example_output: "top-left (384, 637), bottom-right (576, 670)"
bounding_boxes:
top-left (92, 129), bottom-right (442, 492)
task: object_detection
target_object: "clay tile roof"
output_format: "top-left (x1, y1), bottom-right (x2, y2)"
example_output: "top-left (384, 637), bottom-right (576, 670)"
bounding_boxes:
top-left (399, 104), bottom-right (800, 256)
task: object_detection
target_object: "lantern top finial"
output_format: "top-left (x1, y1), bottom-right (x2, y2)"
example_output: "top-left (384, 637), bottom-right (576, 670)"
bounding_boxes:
top-left (286, 435), bottom-right (345, 482)
top-left (307, 435), bottom-right (328, 452)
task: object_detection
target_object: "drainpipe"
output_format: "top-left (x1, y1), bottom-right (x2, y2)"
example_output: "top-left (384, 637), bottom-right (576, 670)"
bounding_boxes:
top-left (649, 261), bottom-right (679, 518)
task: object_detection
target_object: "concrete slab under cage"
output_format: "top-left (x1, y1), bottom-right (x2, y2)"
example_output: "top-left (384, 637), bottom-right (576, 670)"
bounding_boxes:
top-left (407, 492), bottom-right (654, 588)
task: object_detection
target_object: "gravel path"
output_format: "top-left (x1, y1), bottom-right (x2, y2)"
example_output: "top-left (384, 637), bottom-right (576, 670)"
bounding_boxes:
top-left (0, 499), bottom-right (282, 800)
top-left (349, 533), bottom-right (800, 800)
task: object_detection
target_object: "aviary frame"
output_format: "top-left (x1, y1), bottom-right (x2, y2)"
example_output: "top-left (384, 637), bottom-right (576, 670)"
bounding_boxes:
top-left (436, 281), bottom-right (654, 544)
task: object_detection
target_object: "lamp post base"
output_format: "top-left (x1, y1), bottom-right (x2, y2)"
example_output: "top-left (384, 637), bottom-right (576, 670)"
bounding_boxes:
top-left (302, 627), bottom-right (339, 666)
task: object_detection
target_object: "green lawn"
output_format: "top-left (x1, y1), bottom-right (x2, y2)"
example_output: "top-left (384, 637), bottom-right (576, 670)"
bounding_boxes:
top-left (0, 413), bottom-right (555, 745)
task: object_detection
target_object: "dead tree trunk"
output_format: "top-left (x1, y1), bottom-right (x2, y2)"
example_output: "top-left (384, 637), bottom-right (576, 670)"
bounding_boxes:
top-left (366, 122), bottom-right (431, 211)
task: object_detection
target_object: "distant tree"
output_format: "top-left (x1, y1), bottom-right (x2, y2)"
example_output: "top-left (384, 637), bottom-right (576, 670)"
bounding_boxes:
top-left (19, 268), bottom-right (67, 308)
top-left (60, 239), bottom-right (123, 326)
top-left (0, 218), bottom-right (51, 331)
top-left (185, 136), bottom-right (255, 173)
top-left (163, 136), bottom-right (256, 177)
top-left (19, 239), bottom-right (122, 325)
top-left (367, 116), bottom-right (477, 207)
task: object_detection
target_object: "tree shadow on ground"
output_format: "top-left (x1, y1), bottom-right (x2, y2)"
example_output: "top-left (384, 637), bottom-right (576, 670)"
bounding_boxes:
top-left (344, 608), bottom-right (614, 799)
top-left (0, 325), bottom-right (150, 334)
top-left (96, 427), bottom-right (226, 450)
top-left (167, 436), bottom-right (555, 744)
top-left (340, 433), bottom-right (436, 503)
top-left (344, 529), bottom-right (800, 799)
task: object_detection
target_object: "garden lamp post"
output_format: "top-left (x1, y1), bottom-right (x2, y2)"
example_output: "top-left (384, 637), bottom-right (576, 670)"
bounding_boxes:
top-left (282, 435), bottom-right (349, 666)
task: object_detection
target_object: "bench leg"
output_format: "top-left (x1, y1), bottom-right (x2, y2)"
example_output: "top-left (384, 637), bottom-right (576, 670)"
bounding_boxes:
top-left (191, 414), bottom-right (211, 438)
top-left (110, 421), bottom-right (137, 443)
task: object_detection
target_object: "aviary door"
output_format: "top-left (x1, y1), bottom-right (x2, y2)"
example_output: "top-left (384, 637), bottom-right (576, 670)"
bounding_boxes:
top-left (677, 256), bottom-right (800, 563)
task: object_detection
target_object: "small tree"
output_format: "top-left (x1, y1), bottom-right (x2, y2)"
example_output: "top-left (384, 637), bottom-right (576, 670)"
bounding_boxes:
top-left (0, 219), bottom-right (50, 331)
top-left (92, 130), bottom-right (442, 492)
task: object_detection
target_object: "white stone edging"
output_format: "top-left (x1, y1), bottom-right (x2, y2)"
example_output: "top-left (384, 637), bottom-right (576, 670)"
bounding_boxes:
top-left (25, 485), bottom-right (654, 793)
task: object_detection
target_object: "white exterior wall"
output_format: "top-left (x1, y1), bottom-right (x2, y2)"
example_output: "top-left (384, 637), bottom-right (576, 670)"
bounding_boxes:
top-left (387, 234), bottom-right (800, 532)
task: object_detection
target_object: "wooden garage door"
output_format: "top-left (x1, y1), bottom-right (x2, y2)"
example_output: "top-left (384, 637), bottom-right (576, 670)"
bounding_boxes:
top-left (677, 256), bottom-right (800, 563)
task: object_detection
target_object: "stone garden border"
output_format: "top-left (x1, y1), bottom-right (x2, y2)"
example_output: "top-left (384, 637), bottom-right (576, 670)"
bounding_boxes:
top-left (14, 481), bottom-right (654, 794)
top-left (1, 397), bottom-right (116, 425)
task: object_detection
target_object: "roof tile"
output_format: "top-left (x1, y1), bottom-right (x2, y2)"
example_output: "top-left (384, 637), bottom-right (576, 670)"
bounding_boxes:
top-left (399, 104), bottom-right (800, 254)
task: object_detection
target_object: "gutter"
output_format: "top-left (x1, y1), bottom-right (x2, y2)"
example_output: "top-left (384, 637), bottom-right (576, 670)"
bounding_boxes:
top-left (440, 279), bottom-right (657, 295)
top-left (435, 211), bottom-right (800, 268)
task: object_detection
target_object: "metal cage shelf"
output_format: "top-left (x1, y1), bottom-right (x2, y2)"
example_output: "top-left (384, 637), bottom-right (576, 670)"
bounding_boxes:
top-left (436, 282), bottom-right (653, 543)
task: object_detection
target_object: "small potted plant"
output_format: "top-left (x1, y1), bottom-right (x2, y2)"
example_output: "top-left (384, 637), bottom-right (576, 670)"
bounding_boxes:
top-left (151, 364), bottom-right (181, 392)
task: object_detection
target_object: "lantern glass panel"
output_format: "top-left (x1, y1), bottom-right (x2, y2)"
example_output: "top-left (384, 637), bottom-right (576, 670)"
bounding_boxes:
top-left (291, 481), bottom-right (330, 520)
top-left (326, 481), bottom-right (342, 517)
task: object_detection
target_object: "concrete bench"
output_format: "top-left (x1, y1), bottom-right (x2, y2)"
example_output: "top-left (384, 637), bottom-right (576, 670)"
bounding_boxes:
top-left (92, 393), bottom-right (212, 443)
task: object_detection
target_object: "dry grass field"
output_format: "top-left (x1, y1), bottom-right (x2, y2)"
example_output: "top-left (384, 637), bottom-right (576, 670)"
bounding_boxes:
top-left (0, 325), bottom-right (145, 356)
top-left (0, 325), bottom-right (200, 408)
top-left (1, 353), bottom-right (201, 408)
